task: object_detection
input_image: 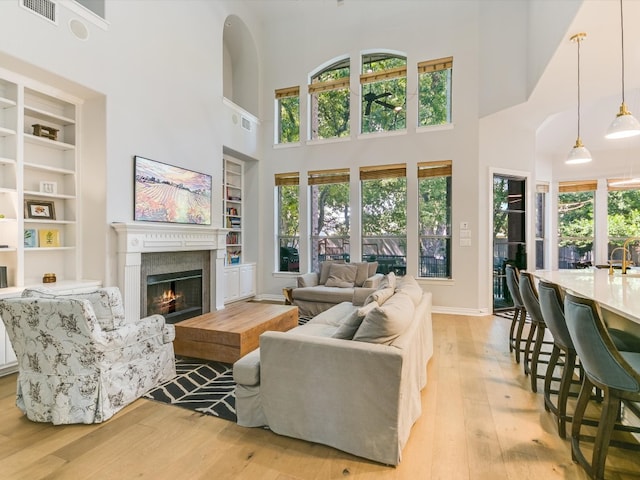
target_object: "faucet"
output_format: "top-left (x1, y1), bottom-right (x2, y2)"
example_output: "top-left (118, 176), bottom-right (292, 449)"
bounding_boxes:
top-left (621, 237), bottom-right (640, 274)
top-left (609, 246), bottom-right (630, 275)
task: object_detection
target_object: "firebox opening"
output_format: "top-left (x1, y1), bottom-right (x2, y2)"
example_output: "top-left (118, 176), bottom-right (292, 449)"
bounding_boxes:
top-left (146, 269), bottom-right (203, 323)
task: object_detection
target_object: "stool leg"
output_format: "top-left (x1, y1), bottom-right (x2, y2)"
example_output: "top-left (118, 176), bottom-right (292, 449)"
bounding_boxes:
top-left (592, 390), bottom-right (620, 480)
top-left (514, 307), bottom-right (527, 364)
top-left (509, 308), bottom-right (520, 353)
top-left (529, 323), bottom-right (546, 392)
top-left (571, 377), bottom-right (594, 469)
top-left (557, 350), bottom-right (576, 439)
top-left (544, 344), bottom-right (560, 413)
top-left (524, 319), bottom-right (537, 376)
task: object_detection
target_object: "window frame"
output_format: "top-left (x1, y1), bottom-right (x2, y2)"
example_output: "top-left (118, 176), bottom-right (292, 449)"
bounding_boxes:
top-left (557, 180), bottom-right (597, 269)
top-left (417, 160), bottom-right (452, 279)
top-left (275, 86), bottom-right (300, 145)
top-left (417, 56), bottom-right (453, 128)
top-left (275, 172), bottom-right (300, 273)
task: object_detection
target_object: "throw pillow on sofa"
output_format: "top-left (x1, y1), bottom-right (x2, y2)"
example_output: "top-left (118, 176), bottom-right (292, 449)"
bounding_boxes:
top-left (318, 260), bottom-right (345, 285)
top-left (364, 286), bottom-right (394, 306)
top-left (353, 291), bottom-right (415, 345)
top-left (325, 263), bottom-right (358, 288)
top-left (331, 301), bottom-right (378, 340)
top-left (395, 275), bottom-right (422, 306)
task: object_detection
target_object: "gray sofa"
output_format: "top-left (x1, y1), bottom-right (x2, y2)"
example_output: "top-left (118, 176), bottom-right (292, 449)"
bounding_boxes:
top-left (291, 260), bottom-right (383, 317)
top-left (233, 274), bottom-right (433, 465)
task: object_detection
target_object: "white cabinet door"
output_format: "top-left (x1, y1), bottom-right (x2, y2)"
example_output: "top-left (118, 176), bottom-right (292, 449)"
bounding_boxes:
top-left (239, 264), bottom-right (256, 297)
top-left (224, 266), bottom-right (240, 303)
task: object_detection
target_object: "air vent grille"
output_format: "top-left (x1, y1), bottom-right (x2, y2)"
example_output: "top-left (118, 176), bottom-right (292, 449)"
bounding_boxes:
top-left (21, 0), bottom-right (57, 23)
top-left (241, 116), bottom-right (251, 131)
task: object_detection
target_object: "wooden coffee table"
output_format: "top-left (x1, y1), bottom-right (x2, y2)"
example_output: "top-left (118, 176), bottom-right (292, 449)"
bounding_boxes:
top-left (173, 302), bottom-right (298, 363)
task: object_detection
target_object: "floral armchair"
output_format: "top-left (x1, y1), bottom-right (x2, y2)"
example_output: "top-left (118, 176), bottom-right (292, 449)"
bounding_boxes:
top-left (0, 287), bottom-right (176, 424)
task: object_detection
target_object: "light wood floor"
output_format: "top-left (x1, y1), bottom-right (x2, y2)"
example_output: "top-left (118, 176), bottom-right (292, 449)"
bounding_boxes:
top-left (1, 313), bottom-right (640, 479)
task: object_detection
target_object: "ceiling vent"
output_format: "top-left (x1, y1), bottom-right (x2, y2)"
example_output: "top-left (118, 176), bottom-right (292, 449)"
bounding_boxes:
top-left (21, 0), bottom-right (57, 24)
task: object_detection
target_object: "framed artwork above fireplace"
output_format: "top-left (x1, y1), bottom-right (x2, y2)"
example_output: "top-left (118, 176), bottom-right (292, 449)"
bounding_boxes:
top-left (134, 155), bottom-right (212, 225)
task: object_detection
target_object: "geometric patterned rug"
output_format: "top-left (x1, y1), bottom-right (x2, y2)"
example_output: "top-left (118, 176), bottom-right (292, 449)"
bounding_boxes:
top-left (143, 358), bottom-right (236, 422)
top-left (144, 315), bottom-right (311, 423)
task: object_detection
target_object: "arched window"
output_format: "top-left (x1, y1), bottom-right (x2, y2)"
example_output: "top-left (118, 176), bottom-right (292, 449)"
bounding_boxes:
top-left (361, 52), bottom-right (406, 134)
top-left (308, 58), bottom-right (350, 140)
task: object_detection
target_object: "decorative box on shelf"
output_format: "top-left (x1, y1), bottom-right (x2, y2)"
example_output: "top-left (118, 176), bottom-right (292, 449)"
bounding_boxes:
top-left (229, 255), bottom-right (240, 265)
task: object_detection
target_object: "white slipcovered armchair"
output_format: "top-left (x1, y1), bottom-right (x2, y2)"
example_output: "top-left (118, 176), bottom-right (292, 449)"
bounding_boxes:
top-left (0, 287), bottom-right (176, 424)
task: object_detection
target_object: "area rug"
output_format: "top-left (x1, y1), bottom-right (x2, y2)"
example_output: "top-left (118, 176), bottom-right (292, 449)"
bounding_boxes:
top-left (144, 358), bottom-right (236, 422)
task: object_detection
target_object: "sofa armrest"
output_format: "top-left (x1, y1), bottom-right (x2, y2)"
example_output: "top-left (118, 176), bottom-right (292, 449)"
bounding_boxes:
top-left (297, 272), bottom-right (319, 288)
top-left (259, 331), bottom-right (405, 464)
top-left (362, 273), bottom-right (384, 288)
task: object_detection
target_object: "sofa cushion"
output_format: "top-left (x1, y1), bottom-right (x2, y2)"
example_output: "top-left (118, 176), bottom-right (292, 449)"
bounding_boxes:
top-left (292, 285), bottom-right (355, 303)
top-left (368, 261), bottom-right (379, 277)
top-left (396, 275), bottom-right (423, 306)
top-left (22, 286), bottom-right (126, 331)
top-left (354, 262), bottom-right (370, 287)
top-left (353, 292), bottom-right (415, 345)
top-left (308, 301), bottom-right (358, 327)
top-left (365, 286), bottom-right (395, 306)
top-left (331, 301), bottom-right (379, 340)
top-left (325, 263), bottom-right (357, 288)
top-left (319, 260), bottom-right (345, 285)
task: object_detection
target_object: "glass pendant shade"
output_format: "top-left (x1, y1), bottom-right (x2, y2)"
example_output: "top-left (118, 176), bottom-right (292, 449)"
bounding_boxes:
top-left (566, 137), bottom-right (592, 164)
top-left (605, 103), bottom-right (640, 138)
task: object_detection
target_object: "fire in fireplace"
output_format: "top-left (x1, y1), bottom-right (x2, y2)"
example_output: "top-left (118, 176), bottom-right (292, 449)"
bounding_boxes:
top-left (146, 269), bottom-right (203, 323)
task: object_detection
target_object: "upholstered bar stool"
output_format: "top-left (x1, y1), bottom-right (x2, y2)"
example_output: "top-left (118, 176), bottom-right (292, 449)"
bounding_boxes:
top-left (564, 292), bottom-right (640, 480)
top-left (538, 280), bottom-right (579, 438)
top-left (505, 264), bottom-right (527, 364)
top-left (519, 272), bottom-right (554, 392)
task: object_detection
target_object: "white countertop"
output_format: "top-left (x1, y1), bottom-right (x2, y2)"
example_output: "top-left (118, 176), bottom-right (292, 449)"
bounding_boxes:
top-left (534, 269), bottom-right (640, 324)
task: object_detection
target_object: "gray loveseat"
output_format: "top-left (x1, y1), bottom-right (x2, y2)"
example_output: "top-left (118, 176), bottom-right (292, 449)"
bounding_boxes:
top-left (291, 260), bottom-right (383, 317)
top-left (234, 274), bottom-right (433, 465)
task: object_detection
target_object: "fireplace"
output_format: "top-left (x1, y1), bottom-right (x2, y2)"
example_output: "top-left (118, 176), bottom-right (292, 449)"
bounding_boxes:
top-left (112, 222), bottom-right (227, 323)
top-left (147, 269), bottom-right (203, 323)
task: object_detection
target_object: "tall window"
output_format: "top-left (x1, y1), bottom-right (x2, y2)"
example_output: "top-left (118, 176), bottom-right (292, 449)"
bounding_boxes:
top-left (275, 172), bottom-right (300, 272)
top-left (535, 184), bottom-right (548, 269)
top-left (361, 164), bottom-right (407, 275)
top-left (309, 169), bottom-right (350, 274)
top-left (361, 53), bottom-right (406, 134)
top-left (418, 161), bottom-right (451, 278)
top-left (309, 58), bottom-right (350, 140)
top-left (607, 179), bottom-right (640, 266)
top-left (418, 56), bottom-right (453, 127)
top-left (558, 180), bottom-right (596, 269)
top-left (275, 86), bottom-right (300, 144)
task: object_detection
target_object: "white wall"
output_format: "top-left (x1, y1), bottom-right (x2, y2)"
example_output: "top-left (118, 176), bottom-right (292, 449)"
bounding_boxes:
top-left (253, 1), bottom-right (492, 313)
top-left (0, 0), bottom-right (263, 287)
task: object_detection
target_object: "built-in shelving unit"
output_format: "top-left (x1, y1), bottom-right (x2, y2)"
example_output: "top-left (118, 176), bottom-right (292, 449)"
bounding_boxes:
top-left (223, 157), bottom-right (243, 265)
top-left (222, 156), bottom-right (255, 303)
top-left (0, 71), bottom-right (86, 374)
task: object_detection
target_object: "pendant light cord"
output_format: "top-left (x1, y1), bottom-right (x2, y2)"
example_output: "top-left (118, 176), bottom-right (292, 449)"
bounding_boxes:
top-left (577, 35), bottom-right (582, 138)
top-left (620, 0), bottom-right (626, 105)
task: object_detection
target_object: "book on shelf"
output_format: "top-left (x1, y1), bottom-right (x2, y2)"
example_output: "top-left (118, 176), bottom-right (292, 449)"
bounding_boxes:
top-left (38, 229), bottom-right (60, 247)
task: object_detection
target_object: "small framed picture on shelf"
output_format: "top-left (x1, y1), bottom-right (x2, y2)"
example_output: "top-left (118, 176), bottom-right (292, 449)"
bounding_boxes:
top-left (38, 229), bottom-right (60, 248)
top-left (24, 229), bottom-right (38, 248)
top-left (39, 181), bottom-right (58, 195)
top-left (25, 200), bottom-right (56, 220)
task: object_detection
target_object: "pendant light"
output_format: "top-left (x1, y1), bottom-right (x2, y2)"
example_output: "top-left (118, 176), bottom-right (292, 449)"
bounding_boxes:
top-left (567, 32), bottom-right (592, 165)
top-left (606, 0), bottom-right (640, 139)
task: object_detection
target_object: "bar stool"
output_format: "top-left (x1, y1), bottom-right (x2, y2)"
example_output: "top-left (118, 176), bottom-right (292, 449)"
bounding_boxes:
top-left (538, 280), bottom-right (579, 438)
top-left (564, 292), bottom-right (640, 480)
top-left (519, 272), bottom-right (554, 392)
top-left (505, 264), bottom-right (527, 364)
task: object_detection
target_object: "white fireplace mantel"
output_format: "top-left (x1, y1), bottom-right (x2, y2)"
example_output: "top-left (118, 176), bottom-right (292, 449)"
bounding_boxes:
top-left (112, 222), bottom-right (228, 320)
